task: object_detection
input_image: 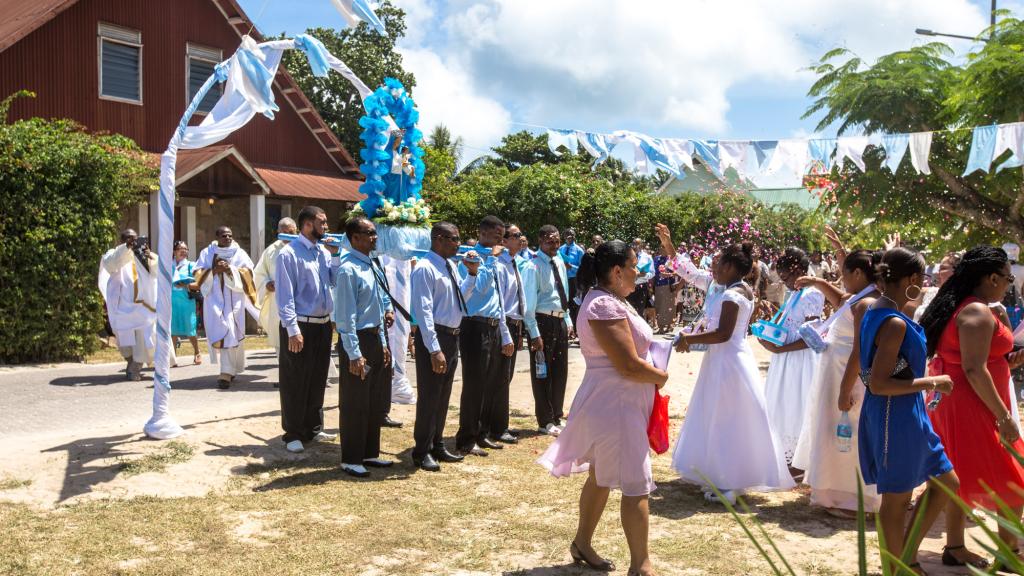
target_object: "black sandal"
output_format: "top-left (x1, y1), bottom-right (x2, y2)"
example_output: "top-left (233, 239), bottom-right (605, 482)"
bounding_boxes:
top-left (907, 562), bottom-right (926, 575)
top-left (942, 544), bottom-right (990, 568)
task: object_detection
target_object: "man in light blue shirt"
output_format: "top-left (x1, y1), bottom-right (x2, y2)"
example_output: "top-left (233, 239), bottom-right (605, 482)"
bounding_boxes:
top-left (558, 228), bottom-right (585, 324)
top-left (491, 223), bottom-right (530, 445)
top-left (524, 224), bottom-right (574, 436)
top-left (409, 222), bottom-right (478, 471)
top-left (455, 215), bottom-right (514, 457)
top-left (275, 206), bottom-right (340, 453)
top-left (334, 216), bottom-right (395, 477)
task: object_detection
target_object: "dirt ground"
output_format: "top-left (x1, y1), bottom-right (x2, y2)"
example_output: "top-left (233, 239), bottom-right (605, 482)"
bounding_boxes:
top-left (0, 337), bottom-right (1002, 575)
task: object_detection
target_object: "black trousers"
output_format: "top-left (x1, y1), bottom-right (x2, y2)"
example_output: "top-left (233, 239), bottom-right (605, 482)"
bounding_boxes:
top-left (530, 314), bottom-right (569, 428)
top-left (493, 319), bottom-right (524, 437)
top-left (568, 276), bottom-right (580, 327)
top-left (412, 328), bottom-right (459, 459)
top-left (455, 317), bottom-right (503, 450)
top-left (278, 322), bottom-right (332, 443)
top-left (338, 329), bottom-right (391, 465)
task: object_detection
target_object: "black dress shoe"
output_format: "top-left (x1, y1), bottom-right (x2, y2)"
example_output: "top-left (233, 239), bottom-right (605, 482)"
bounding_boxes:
top-left (497, 432), bottom-right (519, 444)
top-left (505, 429), bottom-right (520, 439)
top-left (413, 453), bottom-right (440, 472)
top-left (460, 444), bottom-right (488, 457)
top-left (431, 448), bottom-right (464, 463)
top-left (382, 416), bottom-right (403, 428)
top-left (478, 437), bottom-right (503, 450)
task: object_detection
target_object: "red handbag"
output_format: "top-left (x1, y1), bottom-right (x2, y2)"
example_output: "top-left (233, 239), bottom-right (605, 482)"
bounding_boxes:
top-left (647, 388), bottom-right (670, 454)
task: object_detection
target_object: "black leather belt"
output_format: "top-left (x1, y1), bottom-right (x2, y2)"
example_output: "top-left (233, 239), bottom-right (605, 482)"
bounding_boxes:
top-left (466, 316), bottom-right (500, 328)
top-left (357, 326), bottom-right (382, 336)
top-left (537, 312), bottom-right (566, 321)
top-left (436, 324), bottom-right (461, 336)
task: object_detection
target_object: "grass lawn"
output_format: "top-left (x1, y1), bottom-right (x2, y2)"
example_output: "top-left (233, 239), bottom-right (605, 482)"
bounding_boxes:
top-left (0, 411), bottom-right (851, 576)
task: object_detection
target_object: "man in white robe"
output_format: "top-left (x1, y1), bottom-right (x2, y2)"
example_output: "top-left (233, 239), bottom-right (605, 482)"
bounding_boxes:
top-left (254, 217), bottom-right (297, 354)
top-left (194, 226), bottom-right (259, 389)
top-left (99, 229), bottom-right (158, 381)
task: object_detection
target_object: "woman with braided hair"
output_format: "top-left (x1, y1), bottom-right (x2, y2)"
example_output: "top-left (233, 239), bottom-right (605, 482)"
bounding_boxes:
top-left (919, 245), bottom-right (1024, 570)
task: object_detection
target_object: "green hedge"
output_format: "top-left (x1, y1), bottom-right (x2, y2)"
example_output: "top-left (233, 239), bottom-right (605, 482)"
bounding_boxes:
top-left (0, 92), bottom-right (157, 363)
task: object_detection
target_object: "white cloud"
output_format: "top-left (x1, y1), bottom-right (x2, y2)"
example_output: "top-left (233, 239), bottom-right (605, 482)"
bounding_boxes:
top-left (394, 0), bottom-right (989, 154)
top-left (399, 47), bottom-right (512, 162)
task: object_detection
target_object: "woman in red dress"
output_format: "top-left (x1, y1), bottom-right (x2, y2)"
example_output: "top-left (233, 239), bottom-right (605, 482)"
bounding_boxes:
top-left (921, 245), bottom-right (1024, 569)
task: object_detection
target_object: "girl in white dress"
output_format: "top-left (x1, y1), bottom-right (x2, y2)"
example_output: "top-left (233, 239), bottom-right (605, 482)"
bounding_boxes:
top-left (758, 247), bottom-right (825, 466)
top-left (670, 242), bottom-right (795, 504)
top-left (790, 250), bottom-right (883, 516)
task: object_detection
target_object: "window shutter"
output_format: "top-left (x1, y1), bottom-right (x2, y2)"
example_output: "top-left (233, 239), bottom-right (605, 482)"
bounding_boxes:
top-left (101, 40), bottom-right (141, 101)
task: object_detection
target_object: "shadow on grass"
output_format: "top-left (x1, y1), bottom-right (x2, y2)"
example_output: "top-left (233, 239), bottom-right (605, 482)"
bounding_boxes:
top-left (246, 445), bottom-right (415, 491)
top-left (39, 409), bottom-right (282, 503)
top-left (501, 565), bottom-right (582, 575)
top-left (650, 479), bottom-right (856, 539)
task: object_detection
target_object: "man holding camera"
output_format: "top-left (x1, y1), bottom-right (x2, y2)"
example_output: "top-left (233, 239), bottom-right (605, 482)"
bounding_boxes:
top-left (100, 229), bottom-right (158, 381)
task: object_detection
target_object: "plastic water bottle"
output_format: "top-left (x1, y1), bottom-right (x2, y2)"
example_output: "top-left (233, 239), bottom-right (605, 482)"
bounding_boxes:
top-left (534, 350), bottom-right (548, 379)
top-left (836, 411), bottom-right (853, 453)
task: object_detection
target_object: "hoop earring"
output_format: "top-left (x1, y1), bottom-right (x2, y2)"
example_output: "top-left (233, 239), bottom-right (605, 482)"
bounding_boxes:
top-left (905, 284), bottom-right (922, 301)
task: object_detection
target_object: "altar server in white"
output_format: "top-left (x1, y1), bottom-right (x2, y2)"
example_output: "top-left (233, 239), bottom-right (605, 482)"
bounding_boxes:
top-left (254, 217), bottom-right (296, 355)
top-left (100, 229), bottom-right (158, 381)
top-left (195, 226), bottom-right (259, 389)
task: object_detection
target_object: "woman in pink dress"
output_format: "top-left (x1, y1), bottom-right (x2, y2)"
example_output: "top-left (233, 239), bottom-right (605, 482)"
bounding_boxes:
top-left (538, 240), bottom-right (669, 576)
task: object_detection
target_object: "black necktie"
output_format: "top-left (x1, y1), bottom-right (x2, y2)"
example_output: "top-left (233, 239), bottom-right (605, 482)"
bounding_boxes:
top-left (511, 259), bottom-right (525, 317)
top-left (550, 257), bottom-right (569, 312)
top-left (445, 260), bottom-right (468, 314)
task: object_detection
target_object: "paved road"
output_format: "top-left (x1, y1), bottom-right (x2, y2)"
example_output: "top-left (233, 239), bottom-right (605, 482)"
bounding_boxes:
top-left (0, 349), bottom-right (291, 441)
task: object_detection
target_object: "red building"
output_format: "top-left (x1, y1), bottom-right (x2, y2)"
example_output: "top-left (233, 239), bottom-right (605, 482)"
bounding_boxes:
top-left (0, 0), bottom-right (364, 260)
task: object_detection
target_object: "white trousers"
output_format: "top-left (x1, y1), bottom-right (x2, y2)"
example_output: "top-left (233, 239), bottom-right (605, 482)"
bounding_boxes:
top-left (119, 328), bottom-right (154, 365)
top-left (215, 345), bottom-right (246, 376)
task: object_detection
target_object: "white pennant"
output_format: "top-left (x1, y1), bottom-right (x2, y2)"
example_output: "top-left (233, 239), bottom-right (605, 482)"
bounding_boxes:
top-left (909, 132), bottom-right (933, 175)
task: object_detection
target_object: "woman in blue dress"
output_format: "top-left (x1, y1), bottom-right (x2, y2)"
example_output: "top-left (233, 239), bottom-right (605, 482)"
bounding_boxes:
top-left (171, 240), bottom-right (201, 365)
top-left (859, 247), bottom-right (957, 576)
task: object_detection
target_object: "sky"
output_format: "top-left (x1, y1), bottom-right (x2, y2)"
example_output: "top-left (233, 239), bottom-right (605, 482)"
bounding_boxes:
top-left (238, 0), bottom-right (1019, 163)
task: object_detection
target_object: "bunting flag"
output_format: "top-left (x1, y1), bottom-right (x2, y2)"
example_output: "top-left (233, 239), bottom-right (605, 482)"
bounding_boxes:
top-left (963, 125), bottom-right (998, 176)
top-left (533, 118), bottom-right (1024, 187)
top-left (330, 0), bottom-right (387, 35)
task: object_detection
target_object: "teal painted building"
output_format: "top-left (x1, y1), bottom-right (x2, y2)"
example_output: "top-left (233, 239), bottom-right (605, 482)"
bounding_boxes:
top-left (657, 162), bottom-right (821, 211)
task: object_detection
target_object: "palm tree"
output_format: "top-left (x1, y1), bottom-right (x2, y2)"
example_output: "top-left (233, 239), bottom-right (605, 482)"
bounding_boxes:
top-left (427, 124), bottom-right (464, 166)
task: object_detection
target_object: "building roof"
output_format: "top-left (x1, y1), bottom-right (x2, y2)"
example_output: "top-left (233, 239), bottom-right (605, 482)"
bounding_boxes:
top-left (0, 0), bottom-right (78, 53)
top-left (0, 0), bottom-right (361, 176)
top-left (174, 145), bottom-right (269, 193)
top-left (255, 165), bottom-right (364, 202)
top-left (657, 163), bottom-right (821, 210)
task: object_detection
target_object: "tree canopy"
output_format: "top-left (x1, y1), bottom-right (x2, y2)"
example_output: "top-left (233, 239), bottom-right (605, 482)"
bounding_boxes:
top-left (424, 131), bottom-right (823, 254)
top-left (805, 15), bottom-right (1024, 249)
top-left (282, 1), bottom-right (415, 159)
top-left (0, 91), bottom-right (156, 362)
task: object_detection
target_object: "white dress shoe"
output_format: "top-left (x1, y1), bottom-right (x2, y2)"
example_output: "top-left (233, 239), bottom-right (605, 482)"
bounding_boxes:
top-left (340, 464), bottom-right (369, 478)
top-left (539, 423), bottom-right (562, 437)
top-left (311, 431), bottom-right (337, 442)
top-left (285, 440), bottom-right (304, 453)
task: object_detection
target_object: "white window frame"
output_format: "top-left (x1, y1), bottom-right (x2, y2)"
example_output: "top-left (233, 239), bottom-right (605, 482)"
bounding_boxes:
top-left (97, 22), bottom-right (143, 105)
top-left (186, 43), bottom-right (223, 115)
